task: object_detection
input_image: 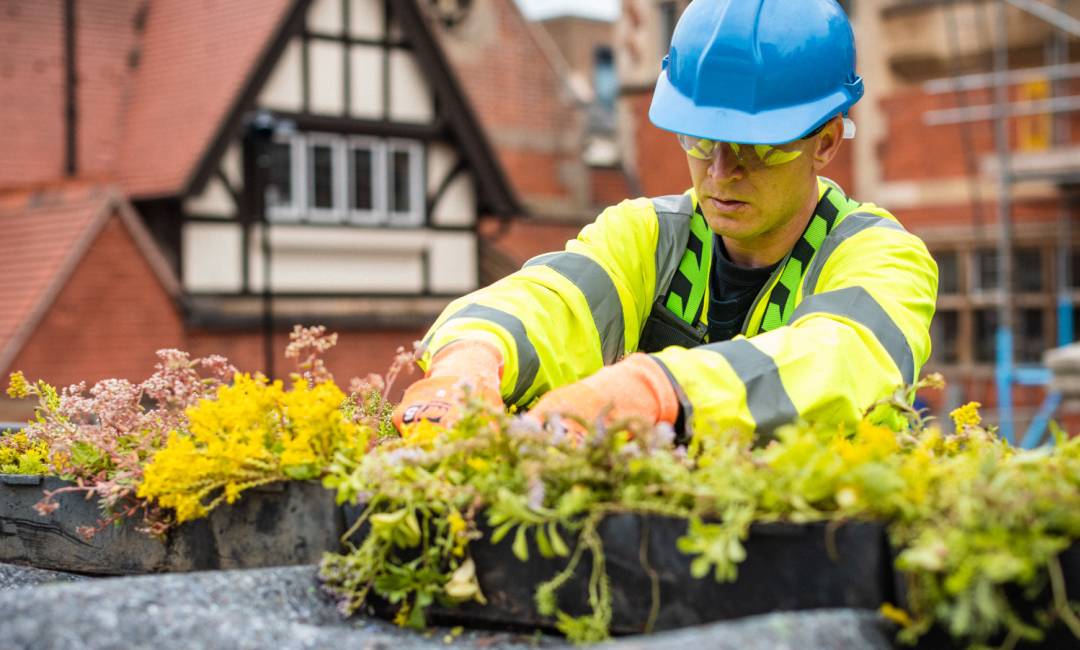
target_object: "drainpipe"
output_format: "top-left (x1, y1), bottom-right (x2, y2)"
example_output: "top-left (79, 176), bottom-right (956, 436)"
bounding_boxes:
top-left (64, 0), bottom-right (77, 176)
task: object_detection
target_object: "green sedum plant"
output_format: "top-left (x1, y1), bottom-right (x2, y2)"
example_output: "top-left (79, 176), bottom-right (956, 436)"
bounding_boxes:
top-left (318, 377), bottom-right (1080, 648)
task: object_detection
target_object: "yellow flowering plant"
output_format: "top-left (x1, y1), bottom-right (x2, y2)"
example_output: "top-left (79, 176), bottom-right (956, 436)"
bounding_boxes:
top-left (138, 373), bottom-right (371, 523)
top-left (4, 325), bottom-right (402, 538)
top-left (4, 350), bottom-right (238, 538)
top-left (0, 431), bottom-right (49, 475)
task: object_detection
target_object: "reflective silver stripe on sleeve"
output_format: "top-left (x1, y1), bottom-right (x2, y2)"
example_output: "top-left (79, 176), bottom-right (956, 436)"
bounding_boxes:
top-left (650, 355), bottom-right (694, 445)
top-left (524, 252), bottom-right (625, 365)
top-left (801, 212), bottom-right (905, 296)
top-left (791, 286), bottom-right (915, 384)
top-left (651, 194), bottom-right (693, 305)
top-left (701, 338), bottom-right (799, 439)
top-left (435, 304), bottom-right (540, 405)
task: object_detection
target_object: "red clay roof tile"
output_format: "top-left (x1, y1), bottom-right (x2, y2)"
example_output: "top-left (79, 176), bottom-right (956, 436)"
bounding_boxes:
top-left (115, 0), bottom-right (293, 198)
top-left (0, 184), bottom-right (108, 368)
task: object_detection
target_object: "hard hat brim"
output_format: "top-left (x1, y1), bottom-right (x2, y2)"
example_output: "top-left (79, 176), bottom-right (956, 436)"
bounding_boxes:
top-left (648, 70), bottom-right (864, 146)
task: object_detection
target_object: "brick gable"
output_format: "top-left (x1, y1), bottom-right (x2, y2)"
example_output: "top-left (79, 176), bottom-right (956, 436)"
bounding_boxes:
top-left (8, 212), bottom-right (184, 388)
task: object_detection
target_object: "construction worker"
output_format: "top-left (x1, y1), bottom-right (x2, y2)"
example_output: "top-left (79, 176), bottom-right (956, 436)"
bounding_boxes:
top-left (393, 0), bottom-right (938, 441)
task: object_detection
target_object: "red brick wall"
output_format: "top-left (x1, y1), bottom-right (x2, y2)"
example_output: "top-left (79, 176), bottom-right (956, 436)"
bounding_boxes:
top-left (896, 199), bottom-right (1061, 231)
top-left (876, 84), bottom-right (1080, 184)
top-left (880, 88), bottom-right (999, 182)
top-left (437, 0), bottom-right (582, 205)
top-left (589, 167), bottom-right (633, 207)
top-left (0, 0), bottom-right (65, 188)
top-left (497, 150), bottom-right (568, 199)
top-left (8, 213), bottom-right (185, 387)
top-left (623, 91), bottom-right (690, 197)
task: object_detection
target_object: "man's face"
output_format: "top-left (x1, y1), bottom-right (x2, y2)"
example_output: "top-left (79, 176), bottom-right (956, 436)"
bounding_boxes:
top-left (685, 135), bottom-right (820, 244)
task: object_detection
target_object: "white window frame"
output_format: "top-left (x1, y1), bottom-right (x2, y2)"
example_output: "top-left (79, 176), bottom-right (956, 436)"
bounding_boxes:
top-left (261, 131), bottom-right (425, 228)
top-left (386, 138), bottom-right (424, 227)
top-left (348, 136), bottom-right (386, 225)
top-left (305, 133), bottom-right (347, 223)
top-left (266, 133), bottom-right (307, 223)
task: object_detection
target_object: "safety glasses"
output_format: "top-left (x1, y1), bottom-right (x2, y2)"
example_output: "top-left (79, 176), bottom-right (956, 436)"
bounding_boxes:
top-left (676, 119), bottom-right (855, 169)
top-left (677, 135), bottom-right (805, 168)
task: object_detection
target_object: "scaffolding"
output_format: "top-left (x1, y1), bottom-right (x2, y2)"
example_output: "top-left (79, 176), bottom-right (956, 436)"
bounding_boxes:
top-left (922, 0), bottom-right (1080, 446)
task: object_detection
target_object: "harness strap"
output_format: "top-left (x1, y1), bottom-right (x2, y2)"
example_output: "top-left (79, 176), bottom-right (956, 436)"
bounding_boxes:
top-left (759, 188), bottom-right (843, 332)
top-left (662, 206), bottom-right (712, 327)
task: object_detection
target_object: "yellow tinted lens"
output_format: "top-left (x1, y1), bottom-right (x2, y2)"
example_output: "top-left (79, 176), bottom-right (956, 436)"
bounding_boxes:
top-left (679, 135), bottom-right (803, 167)
top-left (689, 138), bottom-right (716, 160)
top-left (754, 144), bottom-right (803, 167)
top-left (677, 134), bottom-right (718, 160)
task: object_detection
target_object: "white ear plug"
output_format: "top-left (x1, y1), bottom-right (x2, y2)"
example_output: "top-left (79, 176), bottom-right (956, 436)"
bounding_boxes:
top-left (842, 117), bottom-right (857, 140)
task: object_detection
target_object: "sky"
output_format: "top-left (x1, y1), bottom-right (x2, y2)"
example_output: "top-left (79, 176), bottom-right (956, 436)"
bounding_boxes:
top-left (513, 0), bottom-right (620, 21)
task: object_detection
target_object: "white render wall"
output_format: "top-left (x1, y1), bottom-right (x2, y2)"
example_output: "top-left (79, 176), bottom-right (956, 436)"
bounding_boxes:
top-left (349, 0), bottom-right (384, 39)
top-left (349, 45), bottom-right (385, 119)
top-left (183, 177), bottom-right (236, 219)
top-left (431, 173), bottom-right (476, 227)
top-left (308, 40), bottom-right (346, 114)
top-left (308, 0), bottom-right (343, 34)
top-left (258, 39), bottom-right (303, 112)
top-left (241, 226), bottom-right (477, 294)
top-left (426, 143), bottom-right (458, 195)
top-left (183, 223), bottom-right (244, 292)
top-left (183, 225), bottom-right (478, 295)
top-left (427, 232), bottom-right (478, 293)
top-left (388, 50), bottom-right (434, 123)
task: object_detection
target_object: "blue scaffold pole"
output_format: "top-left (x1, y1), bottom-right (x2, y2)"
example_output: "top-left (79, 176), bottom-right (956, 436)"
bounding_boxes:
top-left (996, 326), bottom-right (1014, 444)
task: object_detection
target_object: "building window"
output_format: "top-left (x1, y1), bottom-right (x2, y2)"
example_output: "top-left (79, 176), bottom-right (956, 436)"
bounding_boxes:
top-left (593, 46), bottom-right (617, 113)
top-left (1017, 308), bottom-right (1045, 363)
top-left (387, 139), bottom-right (423, 226)
top-left (1013, 248), bottom-right (1043, 292)
top-left (307, 135), bottom-right (345, 222)
top-left (935, 250), bottom-right (959, 294)
top-left (264, 131), bottom-right (424, 226)
top-left (929, 244), bottom-right (1068, 369)
top-left (348, 136), bottom-right (383, 224)
top-left (973, 248), bottom-right (999, 292)
top-left (974, 308), bottom-right (998, 363)
top-left (931, 309), bottom-right (959, 365)
top-left (266, 141), bottom-right (294, 210)
top-left (1070, 249), bottom-right (1080, 288)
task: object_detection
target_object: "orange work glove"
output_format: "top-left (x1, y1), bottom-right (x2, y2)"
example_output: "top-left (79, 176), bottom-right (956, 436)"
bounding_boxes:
top-left (392, 340), bottom-right (505, 430)
top-left (526, 354), bottom-right (679, 436)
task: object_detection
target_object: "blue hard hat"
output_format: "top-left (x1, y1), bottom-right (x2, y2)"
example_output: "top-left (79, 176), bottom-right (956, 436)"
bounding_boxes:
top-left (649, 0), bottom-right (863, 145)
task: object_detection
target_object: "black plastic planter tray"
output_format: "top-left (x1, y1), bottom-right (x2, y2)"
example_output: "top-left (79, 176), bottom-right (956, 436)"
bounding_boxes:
top-left (366, 514), bottom-right (889, 635)
top-left (0, 475), bottom-right (344, 575)
top-left (906, 542), bottom-right (1080, 650)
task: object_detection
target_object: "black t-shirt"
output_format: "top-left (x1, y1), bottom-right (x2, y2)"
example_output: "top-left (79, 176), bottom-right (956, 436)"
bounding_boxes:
top-left (706, 236), bottom-right (780, 343)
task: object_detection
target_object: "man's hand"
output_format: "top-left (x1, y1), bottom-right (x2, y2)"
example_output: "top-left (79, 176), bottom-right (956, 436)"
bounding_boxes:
top-left (527, 354), bottom-right (679, 436)
top-left (392, 340), bottom-right (504, 431)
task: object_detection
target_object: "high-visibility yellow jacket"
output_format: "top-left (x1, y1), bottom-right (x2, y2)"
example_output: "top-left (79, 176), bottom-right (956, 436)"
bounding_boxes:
top-left (421, 178), bottom-right (938, 439)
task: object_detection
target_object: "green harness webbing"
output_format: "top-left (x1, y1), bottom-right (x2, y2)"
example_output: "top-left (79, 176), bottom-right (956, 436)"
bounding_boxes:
top-left (758, 188), bottom-right (845, 333)
top-left (655, 187), bottom-right (853, 341)
top-left (663, 207), bottom-right (713, 327)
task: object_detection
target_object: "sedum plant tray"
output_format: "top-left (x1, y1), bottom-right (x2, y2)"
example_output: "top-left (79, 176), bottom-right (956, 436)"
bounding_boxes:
top-left (0, 475), bottom-right (344, 575)
top-left (906, 543), bottom-right (1080, 650)
top-left (375, 514), bottom-right (891, 635)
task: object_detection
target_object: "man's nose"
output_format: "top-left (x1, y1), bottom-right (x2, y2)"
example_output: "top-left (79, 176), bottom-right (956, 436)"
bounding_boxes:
top-left (707, 143), bottom-right (745, 179)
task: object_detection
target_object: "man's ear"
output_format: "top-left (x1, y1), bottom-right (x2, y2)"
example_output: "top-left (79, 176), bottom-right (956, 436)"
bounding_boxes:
top-left (812, 115), bottom-right (845, 171)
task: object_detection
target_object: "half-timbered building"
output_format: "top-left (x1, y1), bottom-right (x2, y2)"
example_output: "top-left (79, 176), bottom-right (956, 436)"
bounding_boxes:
top-left (0, 0), bottom-right (522, 418)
